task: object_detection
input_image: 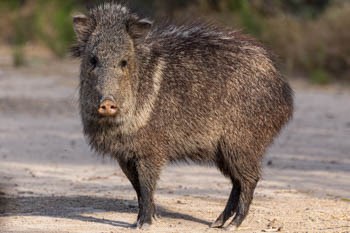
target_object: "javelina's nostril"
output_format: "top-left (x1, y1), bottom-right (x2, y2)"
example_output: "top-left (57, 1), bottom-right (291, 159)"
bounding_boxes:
top-left (98, 99), bottom-right (118, 117)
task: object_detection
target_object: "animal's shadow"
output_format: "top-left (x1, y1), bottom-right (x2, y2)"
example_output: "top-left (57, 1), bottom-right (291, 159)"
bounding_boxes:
top-left (0, 195), bottom-right (211, 228)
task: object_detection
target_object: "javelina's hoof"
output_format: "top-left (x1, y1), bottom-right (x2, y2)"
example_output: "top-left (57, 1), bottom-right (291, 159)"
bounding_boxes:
top-left (152, 212), bottom-right (161, 221)
top-left (225, 225), bottom-right (238, 231)
top-left (210, 219), bottom-right (224, 228)
top-left (210, 213), bottom-right (225, 228)
top-left (136, 222), bottom-right (151, 230)
top-left (136, 217), bottom-right (152, 230)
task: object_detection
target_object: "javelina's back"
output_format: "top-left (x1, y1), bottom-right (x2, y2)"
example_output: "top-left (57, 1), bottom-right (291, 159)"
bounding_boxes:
top-left (72, 3), bottom-right (293, 230)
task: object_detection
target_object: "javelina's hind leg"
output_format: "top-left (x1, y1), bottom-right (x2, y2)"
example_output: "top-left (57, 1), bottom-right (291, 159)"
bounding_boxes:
top-left (211, 142), bottom-right (241, 228)
top-left (213, 139), bottom-right (260, 229)
top-left (226, 176), bottom-right (258, 231)
top-left (225, 150), bottom-right (260, 230)
top-left (210, 179), bottom-right (240, 228)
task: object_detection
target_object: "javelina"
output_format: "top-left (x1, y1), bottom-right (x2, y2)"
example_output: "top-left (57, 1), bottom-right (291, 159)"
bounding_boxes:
top-left (71, 2), bottom-right (293, 230)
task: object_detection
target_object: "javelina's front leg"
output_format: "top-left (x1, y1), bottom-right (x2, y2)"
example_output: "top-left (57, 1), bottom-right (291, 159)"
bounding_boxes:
top-left (135, 158), bottom-right (162, 229)
top-left (117, 157), bottom-right (142, 223)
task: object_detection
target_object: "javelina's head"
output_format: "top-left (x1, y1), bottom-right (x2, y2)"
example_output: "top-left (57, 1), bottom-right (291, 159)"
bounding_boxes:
top-left (71, 3), bottom-right (152, 127)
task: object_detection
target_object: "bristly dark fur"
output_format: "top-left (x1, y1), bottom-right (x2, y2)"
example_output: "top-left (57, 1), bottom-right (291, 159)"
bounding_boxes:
top-left (72, 2), bottom-right (294, 230)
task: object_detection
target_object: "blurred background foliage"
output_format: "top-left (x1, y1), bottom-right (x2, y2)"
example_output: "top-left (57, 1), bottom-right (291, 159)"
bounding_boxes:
top-left (0, 0), bottom-right (349, 83)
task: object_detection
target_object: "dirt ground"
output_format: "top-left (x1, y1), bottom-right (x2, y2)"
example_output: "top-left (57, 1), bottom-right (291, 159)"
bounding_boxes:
top-left (0, 59), bottom-right (349, 233)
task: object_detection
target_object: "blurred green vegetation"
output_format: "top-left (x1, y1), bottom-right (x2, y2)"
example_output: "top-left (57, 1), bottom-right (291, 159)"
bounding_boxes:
top-left (0, 0), bottom-right (349, 83)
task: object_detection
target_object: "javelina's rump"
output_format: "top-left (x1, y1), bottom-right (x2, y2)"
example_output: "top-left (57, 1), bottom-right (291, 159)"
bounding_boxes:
top-left (72, 2), bottom-right (293, 230)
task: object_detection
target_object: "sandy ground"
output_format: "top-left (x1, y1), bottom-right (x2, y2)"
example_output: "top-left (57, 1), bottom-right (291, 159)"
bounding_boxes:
top-left (0, 60), bottom-right (349, 233)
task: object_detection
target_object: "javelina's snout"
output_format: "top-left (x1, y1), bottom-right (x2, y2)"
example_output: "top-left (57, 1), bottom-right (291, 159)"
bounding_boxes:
top-left (98, 96), bottom-right (118, 117)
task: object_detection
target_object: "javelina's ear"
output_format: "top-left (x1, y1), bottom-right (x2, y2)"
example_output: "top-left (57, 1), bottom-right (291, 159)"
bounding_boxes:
top-left (73, 14), bottom-right (90, 42)
top-left (127, 15), bottom-right (153, 40)
top-left (71, 14), bottom-right (93, 57)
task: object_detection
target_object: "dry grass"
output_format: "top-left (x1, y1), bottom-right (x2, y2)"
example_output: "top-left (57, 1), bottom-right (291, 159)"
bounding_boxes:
top-left (261, 2), bottom-right (350, 82)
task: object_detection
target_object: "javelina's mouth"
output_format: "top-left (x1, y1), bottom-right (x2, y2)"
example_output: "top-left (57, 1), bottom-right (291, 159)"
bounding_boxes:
top-left (95, 114), bottom-right (124, 125)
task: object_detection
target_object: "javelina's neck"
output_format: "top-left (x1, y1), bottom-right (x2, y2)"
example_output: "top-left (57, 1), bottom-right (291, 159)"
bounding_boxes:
top-left (118, 44), bottom-right (165, 134)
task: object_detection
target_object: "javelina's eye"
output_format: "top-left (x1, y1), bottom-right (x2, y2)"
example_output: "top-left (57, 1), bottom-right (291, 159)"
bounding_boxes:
top-left (89, 56), bottom-right (98, 68)
top-left (120, 60), bottom-right (128, 68)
